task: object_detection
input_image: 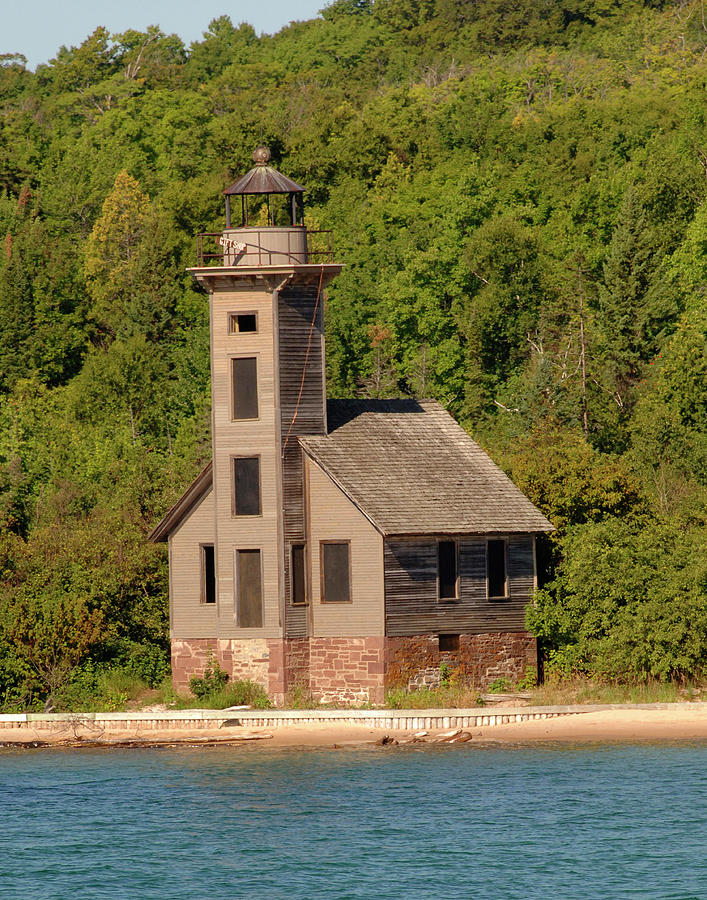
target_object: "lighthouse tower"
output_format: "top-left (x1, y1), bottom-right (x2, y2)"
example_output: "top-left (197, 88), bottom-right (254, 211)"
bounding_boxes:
top-left (185, 147), bottom-right (341, 701)
top-left (152, 147), bottom-right (552, 706)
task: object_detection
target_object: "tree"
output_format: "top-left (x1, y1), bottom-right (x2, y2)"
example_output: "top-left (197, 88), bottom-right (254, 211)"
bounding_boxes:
top-left (4, 592), bottom-right (104, 708)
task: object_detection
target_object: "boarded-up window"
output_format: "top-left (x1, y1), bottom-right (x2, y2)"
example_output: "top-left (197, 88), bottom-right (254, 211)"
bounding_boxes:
top-left (487, 539), bottom-right (507, 599)
top-left (232, 357), bottom-right (258, 419)
top-left (233, 456), bottom-right (260, 516)
top-left (237, 549), bottom-right (263, 627)
top-left (229, 313), bottom-right (257, 333)
top-left (321, 542), bottom-right (350, 603)
top-left (438, 540), bottom-right (458, 600)
top-left (291, 544), bottom-right (306, 605)
top-left (201, 544), bottom-right (216, 605)
top-left (439, 634), bottom-right (459, 652)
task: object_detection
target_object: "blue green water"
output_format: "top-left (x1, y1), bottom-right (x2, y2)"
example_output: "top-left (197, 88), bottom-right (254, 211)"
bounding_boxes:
top-left (1, 742), bottom-right (706, 899)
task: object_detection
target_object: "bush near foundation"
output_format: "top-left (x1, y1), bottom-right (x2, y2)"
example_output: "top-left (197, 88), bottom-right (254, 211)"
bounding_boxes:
top-left (528, 517), bottom-right (707, 681)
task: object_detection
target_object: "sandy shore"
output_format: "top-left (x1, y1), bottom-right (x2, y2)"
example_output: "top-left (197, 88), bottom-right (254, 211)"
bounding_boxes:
top-left (1, 705), bottom-right (706, 749)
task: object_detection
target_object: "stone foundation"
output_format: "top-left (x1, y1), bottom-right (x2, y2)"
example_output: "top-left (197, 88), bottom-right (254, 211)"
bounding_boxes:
top-left (172, 631), bottom-right (536, 704)
top-left (284, 638), bottom-right (311, 695)
top-left (385, 632), bottom-right (537, 690)
top-left (171, 638), bottom-right (286, 704)
top-left (309, 637), bottom-right (386, 705)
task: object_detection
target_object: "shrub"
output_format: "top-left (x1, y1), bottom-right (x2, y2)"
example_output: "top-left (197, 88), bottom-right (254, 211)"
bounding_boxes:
top-left (189, 656), bottom-right (229, 699)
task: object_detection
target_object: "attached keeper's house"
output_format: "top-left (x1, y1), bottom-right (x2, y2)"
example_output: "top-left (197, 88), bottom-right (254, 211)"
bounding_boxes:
top-left (150, 148), bottom-right (553, 704)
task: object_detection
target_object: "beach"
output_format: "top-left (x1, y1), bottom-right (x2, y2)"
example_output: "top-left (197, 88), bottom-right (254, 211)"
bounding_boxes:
top-left (1, 704), bottom-right (706, 749)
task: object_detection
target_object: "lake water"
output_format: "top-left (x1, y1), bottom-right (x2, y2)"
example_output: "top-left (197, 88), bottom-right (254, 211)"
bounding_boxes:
top-left (1, 741), bottom-right (706, 899)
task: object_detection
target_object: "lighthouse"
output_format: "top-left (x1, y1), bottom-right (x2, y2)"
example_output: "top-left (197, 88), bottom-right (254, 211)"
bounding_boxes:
top-left (151, 149), bottom-right (552, 706)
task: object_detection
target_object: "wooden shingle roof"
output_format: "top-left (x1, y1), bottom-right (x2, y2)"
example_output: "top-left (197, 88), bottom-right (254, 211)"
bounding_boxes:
top-left (299, 399), bottom-right (553, 536)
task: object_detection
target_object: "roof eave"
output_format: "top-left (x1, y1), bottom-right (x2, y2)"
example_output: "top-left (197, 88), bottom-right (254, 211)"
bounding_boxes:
top-left (148, 463), bottom-right (213, 543)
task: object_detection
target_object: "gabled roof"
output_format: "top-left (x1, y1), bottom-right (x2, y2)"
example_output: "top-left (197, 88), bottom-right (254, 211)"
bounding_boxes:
top-left (299, 400), bottom-right (553, 536)
top-left (148, 463), bottom-right (212, 543)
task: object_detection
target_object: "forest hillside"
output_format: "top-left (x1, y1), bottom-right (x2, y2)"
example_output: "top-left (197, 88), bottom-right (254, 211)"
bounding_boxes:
top-left (0, 0), bottom-right (705, 708)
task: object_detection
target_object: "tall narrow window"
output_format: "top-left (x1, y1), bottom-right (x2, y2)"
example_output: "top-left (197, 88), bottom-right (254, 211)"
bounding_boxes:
top-left (236, 549), bottom-right (263, 627)
top-left (291, 544), bottom-right (306, 605)
top-left (232, 357), bottom-right (258, 419)
top-left (438, 540), bottom-right (457, 600)
top-left (201, 544), bottom-right (216, 605)
top-left (321, 542), bottom-right (350, 603)
top-left (487, 539), bottom-right (507, 599)
top-left (233, 456), bottom-right (260, 516)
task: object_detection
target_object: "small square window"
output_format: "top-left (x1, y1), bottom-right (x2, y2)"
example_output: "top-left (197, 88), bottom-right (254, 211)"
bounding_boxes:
top-left (439, 634), bottom-right (459, 652)
top-left (229, 313), bottom-right (257, 333)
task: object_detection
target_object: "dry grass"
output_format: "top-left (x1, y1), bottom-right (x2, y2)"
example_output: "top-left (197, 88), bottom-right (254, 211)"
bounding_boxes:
top-left (529, 678), bottom-right (706, 706)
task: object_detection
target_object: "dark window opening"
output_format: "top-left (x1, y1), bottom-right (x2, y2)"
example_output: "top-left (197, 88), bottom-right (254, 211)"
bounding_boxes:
top-left (439, 634), bottom-right (459, 652)
top-left (230, 313), bottom-right (257, 333)
top-left (232, 357), bottom-right (258, 419)
top-left (201, 544), bottom-right (216, 605)
top-left (233, 456), bottom-right (260, 516)
top-left (291, 544), bottom-right (306, 605)
top-left (487, 539), bottom-right (507, 599)
top-left (237, 549), bottom-right (263, 627)
top-left (321, 542), bottom-right (350, 603)
top-left (438, 540), bottom-right (457, 600)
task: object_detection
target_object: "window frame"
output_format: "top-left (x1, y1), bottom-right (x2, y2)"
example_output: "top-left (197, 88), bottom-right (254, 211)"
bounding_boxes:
top-left (200, 543), bottom-right (216, 606)
top-left (231, 455), bottom-right (262, 517)
top-left (230, 354), bottom-right (259, 421)
top-left (235, 547), bottom-right (264, 628)
top-left (228, 311), bottom-right (258, 334)
top-left (486, 538), bottom-right (509, 601)
top-left (320, 540), bottom-right (352, 604)
top-left (437, 539), bottom-right (459, 603)
top-left (439, 634), bottom-right (460, 652)
top-left (291, 543), bottom-right (308, 606)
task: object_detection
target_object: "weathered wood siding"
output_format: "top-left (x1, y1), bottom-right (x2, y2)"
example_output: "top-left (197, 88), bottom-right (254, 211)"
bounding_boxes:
top-left (210, 284), bottom-right (283, 639)
top-left (385, 535), bottom-right (536, 636)
top-left (169, 489), bottom-right (217, 639)
top-left (278, 287), bottom-right (326, 638)
top-left (306, 456), bottom-right (384, 637)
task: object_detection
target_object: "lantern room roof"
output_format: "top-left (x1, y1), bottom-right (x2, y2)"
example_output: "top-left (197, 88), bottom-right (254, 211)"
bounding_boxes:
top-left (224, 145), bottom-right (305, 196)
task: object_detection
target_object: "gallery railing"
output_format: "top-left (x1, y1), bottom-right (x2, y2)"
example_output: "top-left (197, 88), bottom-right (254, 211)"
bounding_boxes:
top-left (195, 229), bottom-right (335, 266)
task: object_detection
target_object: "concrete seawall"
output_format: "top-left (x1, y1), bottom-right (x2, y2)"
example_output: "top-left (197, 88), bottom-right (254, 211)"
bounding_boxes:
top-left (2, 702), bottom-right (703, 733)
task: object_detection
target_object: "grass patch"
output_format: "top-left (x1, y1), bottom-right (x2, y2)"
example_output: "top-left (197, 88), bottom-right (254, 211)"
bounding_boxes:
top-left (56, 667), bottom-right (149, 712)
top-left (386, 684), bottom-right (485, 709)
top-left (152, 677), bottom-right (272, 710)
top-left (528, 678), bottom-right (701, 706)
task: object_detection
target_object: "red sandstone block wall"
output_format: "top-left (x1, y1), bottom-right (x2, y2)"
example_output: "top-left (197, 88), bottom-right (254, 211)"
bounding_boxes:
top-left (308, 637), bottom-right (386, 705)
top-left (385, 632), bottom-right (537, 690)
top-left (284, 639), bottom-right (310, 694)
top-left (172, 631), bottom-right (537, 704)
top-left (171, 638), bottom-right (286, 703)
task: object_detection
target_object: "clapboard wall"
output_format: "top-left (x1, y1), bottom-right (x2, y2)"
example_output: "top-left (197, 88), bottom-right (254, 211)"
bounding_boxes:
top-left (278, 285), bottom-right (326, 639)
top-left (384, 535), bottom-right (536, 636)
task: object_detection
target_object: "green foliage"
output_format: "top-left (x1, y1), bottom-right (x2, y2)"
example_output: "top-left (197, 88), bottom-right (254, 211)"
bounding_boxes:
top-left (487, 677), bottom-right (512, 694)
top-left (185, 665), bottom-right (271, 710)
top-left (385, 684), bottom-right (484, 708)
top-left (515, 666), bottom-right (538, 690)
top-left (189, 656), bottom-right (229, 699)
top-left (3, 592), bottom-right (104, 707)
top-left (0, 0), bottom-right (706, 706)
top-left (528, 517), bottom-right (707, 681)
